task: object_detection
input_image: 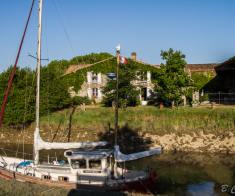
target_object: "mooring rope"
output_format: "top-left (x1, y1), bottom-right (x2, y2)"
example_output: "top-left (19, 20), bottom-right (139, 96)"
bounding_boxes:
top-left (0, 0), bottom-right (35, 127)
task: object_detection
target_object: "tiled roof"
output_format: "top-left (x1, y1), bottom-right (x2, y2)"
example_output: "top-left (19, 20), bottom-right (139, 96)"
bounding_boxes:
top-left (134, 60), bottom-right (160, 69)
top-left (65, 62), bottom-right (217, 76)
top-left (64, 64), bottom-right (91, 75)
top-left (186, 64), bottom-right (216, 71)
top-left (215, 56), bottom-right (235, 71)
top-left (64, 60), bottom-right (160, 76)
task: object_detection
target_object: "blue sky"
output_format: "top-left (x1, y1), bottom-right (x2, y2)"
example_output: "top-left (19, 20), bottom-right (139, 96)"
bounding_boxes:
top-left (0, 0), bottom-right (235, 72)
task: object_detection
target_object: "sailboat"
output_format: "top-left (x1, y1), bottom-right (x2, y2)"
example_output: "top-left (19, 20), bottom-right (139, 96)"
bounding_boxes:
top-left (0, 0), bottom-right (161, 192)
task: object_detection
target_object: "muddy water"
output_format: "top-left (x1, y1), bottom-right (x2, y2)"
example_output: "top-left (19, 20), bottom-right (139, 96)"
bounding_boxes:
top-left (0, 143), bottom-right (235, 195)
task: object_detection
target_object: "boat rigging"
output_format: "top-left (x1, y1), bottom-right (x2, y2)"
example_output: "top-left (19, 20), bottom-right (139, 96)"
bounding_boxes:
top-left (0, 0), bottom-right (161, 192)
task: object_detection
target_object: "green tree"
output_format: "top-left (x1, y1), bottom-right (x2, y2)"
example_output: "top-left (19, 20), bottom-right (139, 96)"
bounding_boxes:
top-left (155, 48), bottom-right (192, 106)
top-left (40, 65), bottom-right (72, 115)
top-left (0, 66), bottom-right (73, 126)
top-left (102, 62), bottom-right (140, 107)
top-left (0, 67), bottom-right (35, 126)
top-left (0, 52), bottom-right (160, 126)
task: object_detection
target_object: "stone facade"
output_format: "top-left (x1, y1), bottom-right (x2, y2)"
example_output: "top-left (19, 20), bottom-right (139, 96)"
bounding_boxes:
top-left (67, 53), bottom-right (217, 105)
top-left (132, 71), bottom-right (154, 105)
top-left (68, 52), bottom-right (156, 105)
top-left (69, 70), bottom-right (154, 105)
top-left (69, 72), bottom-right (107, 103)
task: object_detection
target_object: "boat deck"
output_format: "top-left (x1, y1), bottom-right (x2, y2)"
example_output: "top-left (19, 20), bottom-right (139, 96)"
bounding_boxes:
top-left (36, 164), bottom-right (71, 174)
top-left (0, 155), bottom-right (150, 190)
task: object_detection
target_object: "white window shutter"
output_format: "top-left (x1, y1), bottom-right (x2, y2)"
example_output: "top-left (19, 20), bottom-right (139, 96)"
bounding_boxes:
top-left (147, 71), bottom-right (151, 82)
top-left (87, 88), bottom-right (92, 98)
top-left (98, 88), bottom-right (102, 98)
top-left (97, 73), bottom-right (102, 84)
top-left (87, 72), bottom-right (92, 84)
top-left (147, 87), bottom-right (151, 98)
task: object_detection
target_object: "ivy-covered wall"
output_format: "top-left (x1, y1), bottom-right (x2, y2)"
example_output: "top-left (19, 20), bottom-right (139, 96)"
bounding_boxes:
top-left (52, 53), bottom-right (160, 92)
top-left (191, 72), bottom-right (214, 91)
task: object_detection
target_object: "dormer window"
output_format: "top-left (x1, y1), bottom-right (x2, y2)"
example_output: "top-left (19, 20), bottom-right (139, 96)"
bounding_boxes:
top-left (92, 73), bottom-right (98, 83)
top-left (136, 71), bottom-right (147, 81)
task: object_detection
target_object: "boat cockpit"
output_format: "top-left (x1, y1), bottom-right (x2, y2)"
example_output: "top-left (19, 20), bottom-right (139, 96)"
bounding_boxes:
top-left (64, 149), bottom-right (114, 177)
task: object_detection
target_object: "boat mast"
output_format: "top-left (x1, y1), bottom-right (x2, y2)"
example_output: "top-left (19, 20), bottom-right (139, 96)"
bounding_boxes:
top-left (114, 45), bottom-right (120, 178)
top-left (36, 0), bottom-right (43, 130)
top-left (34, 0), bottom-right (43, 165)
top-left (115, 46), bottom-right (120, 146)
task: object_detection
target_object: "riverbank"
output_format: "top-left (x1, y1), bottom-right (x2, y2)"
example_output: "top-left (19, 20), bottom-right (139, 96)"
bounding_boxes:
top-left (0, 178), bottom-right (68, 196)
top-left (0, 178), bottom-right (145, 196)
top-left (0, 106), bottom-right (234, 153)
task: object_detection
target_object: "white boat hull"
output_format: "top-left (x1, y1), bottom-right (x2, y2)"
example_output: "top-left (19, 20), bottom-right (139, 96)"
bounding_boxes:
top-left (0, 156), bottom-right (156, 191)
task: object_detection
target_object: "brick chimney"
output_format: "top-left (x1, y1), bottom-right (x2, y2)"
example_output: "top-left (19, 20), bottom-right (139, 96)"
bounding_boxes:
top-left (131, 52), bottom-right (137, 61)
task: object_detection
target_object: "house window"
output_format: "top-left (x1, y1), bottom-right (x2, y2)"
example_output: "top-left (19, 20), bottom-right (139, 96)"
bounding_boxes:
top-left (92, 88), bottom-right (98, 98)
top-left (92, 73), bottom-right (98, 83)
top-left (136, 71), bottom-right (147, 81)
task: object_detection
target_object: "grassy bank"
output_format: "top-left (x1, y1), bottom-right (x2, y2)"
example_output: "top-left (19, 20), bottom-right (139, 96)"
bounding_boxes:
top-left (42, 106), bottom-right (235, 135)
top-left (0, 106), bottom-right (235, 145)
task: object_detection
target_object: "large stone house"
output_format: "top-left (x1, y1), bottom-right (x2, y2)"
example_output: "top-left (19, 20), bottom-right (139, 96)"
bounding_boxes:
top-left (67, 52), bottom-right (218, 105)
top-left (68, 53), bottom-right (156, 105)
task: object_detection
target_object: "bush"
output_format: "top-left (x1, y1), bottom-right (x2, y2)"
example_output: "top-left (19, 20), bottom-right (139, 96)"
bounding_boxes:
top-left (200, 93), bottom-right (209, 102)
top-left (71, 96), bottom-right (91, 105)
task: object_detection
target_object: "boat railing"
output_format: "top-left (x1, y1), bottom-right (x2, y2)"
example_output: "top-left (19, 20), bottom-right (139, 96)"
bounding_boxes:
top-left (0, 148), bottom-right (33, 159)
top-left (0, 148), bottom-right (9, 167)
top-left (0, 148), bottom-right (66, 164)
top-left (0, 148), bottom-right (8, 158)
